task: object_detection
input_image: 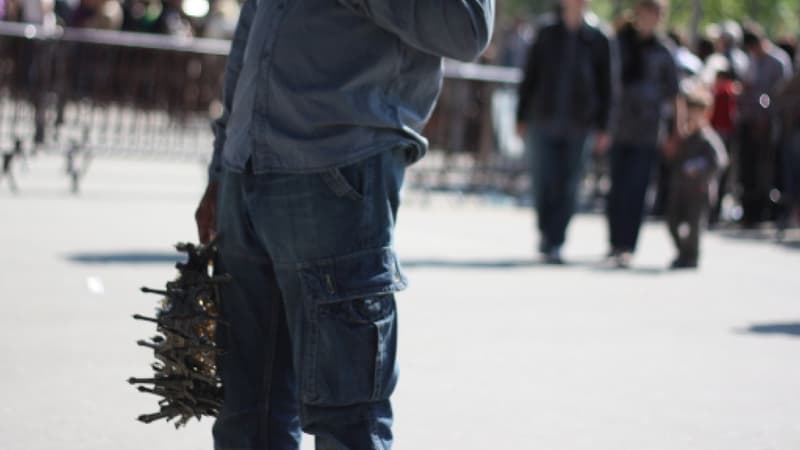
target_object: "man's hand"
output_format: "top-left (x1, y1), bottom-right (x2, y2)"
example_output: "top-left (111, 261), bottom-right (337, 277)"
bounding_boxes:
top-left (195, 181), bottom-right (219, 245)
top-left (593, 131), bottom-right (611, 156)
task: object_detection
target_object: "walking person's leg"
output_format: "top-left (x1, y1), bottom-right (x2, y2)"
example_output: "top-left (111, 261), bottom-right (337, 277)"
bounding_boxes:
top-left (606, 143), bottom-right (628, 255)
top-left (710, 133), bottom-right (733, 225)
top-left (667, 186), bottom-right (699, 268)
top-left (527, 127), bottom-right (559, 256)
top-left (683, 193), bottom-right (709, 266)
top-left (547, 131), bottom-right (589, 254)
top-left (757, 121), bottom-right (778, 222)
top-left (615, 145), bottom-right (656, 254)
top-left (666, 187), bottom-right (683, 263)
top-left (739, 123), bottom-right (761, 225)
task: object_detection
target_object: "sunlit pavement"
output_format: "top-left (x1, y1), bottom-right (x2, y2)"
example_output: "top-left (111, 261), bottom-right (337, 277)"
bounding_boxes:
top-left (1, 154), bottom-right (798, 450)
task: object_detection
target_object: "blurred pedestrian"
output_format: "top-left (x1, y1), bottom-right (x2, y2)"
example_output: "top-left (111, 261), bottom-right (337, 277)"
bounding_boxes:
top-left (695, 36), bottom-right (715, 63)
top-left (702, 21), bottom-right (749, 85)
top-left (606, 0), bottom-right (679, 268)
top-left (18, 0), bottom-right (59, 145)
top-left (668, 30), bottom-right (702, 78)
top-left (665, 81), bottom-right (728, 269)
top-left (776, 37), bottom-right (797, 69)
top-left (499, 18), bottom-right (534, 69)
top-left (708, 65), bottom-right (740, 224)
top-left (776, 71), bottom-right (800, 228)
top-left (69, 0), bottom-right (123, 29)
top-left (650, 30), bottom-right (701, 218)
top-left (516, 0), bottom-right (616, 264)
top-left (20, 0), bottom-right (55, 26)
top-left (194, 0), bottom-right (494, 448)
top-left (1, 142), bottom-right (22, 194)
top-left (201, 0), bottom-right (238, 39)
top-left (121, 0), bottom-right (190, 35)
top-left (737, 24), bottom-right (792, 227)
top-left (151, 0), bottom-right (191, 36)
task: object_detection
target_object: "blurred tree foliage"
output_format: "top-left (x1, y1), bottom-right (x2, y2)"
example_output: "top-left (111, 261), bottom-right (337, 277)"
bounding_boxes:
top-left (500, 0), bottom-right (800, 38)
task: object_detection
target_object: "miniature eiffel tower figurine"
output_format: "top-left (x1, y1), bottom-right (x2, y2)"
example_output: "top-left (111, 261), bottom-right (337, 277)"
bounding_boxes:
top-left (129, 237), bottom-right (230, 428)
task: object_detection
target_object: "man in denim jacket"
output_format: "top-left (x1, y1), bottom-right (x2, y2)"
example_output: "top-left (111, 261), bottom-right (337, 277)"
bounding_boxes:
top-left (194, 1), bottom-right (493, 448)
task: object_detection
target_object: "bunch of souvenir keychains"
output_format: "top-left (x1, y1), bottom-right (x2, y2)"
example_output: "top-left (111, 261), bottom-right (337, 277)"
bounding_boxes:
top-left (129, 238), bottom-right (228, 428)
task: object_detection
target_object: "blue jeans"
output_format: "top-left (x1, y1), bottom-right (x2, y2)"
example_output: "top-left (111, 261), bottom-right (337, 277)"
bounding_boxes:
top-left (606, 142), bottom-right (657, 252)
top-left (526, 126), bottom-right (590, 250)
top-left (212, 147), bottom-right (408, 450)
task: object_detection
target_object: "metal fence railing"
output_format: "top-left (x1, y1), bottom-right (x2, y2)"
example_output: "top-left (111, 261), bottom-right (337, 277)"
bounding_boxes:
top-left (0, 21), bottom-right (527, 195)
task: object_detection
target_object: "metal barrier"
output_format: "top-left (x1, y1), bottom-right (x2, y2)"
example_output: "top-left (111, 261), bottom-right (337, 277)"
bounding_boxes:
top-left (0, 21), bottom-right (524, 194)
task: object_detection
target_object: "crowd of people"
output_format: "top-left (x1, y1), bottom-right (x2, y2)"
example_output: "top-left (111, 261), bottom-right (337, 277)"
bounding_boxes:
top-left (510, 0), bottom-right (799, 269)
top-left (0, 0), bottom-right (240, 38)
top-left (3, 0), bottom-right (799, 270)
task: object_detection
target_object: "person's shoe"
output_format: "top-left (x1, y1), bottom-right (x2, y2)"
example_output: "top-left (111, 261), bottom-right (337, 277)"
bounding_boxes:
top-left (538, 239), bottom-right (550, 255)
top-left (614, 251), bottom-right (633, 269)
top-left (542, 247), bottom-right (564, 265)
top-left (670, 257), bottom-right (698, 270)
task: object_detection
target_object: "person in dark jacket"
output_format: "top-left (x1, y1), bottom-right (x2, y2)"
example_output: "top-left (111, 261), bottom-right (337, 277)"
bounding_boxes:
top-left (516, 0), bottom-right (616, 264)
top-left (605, 0), bottom-right (679, 268)
top-left (665, 82), bottom-right (728, 269)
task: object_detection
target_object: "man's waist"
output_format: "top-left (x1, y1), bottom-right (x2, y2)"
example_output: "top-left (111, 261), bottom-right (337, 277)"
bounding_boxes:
top-left (222, 132), bottom-right (424, 175)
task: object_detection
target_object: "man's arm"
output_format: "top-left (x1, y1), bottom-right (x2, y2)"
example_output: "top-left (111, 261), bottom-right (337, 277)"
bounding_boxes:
top-left (594, 31), bottom-right (617, 133)
top-left (197, 0), bottom-right (257, 244)
top-left (339, 0), bottom-right (494, 62)
top-left (593, 31), bottom-right (618, 154)
top-left (515, 33), bottom-right (540, 130)
top-left (662, 46), bottom-right (684, 137)
top-left (207, 0), bottom-right (257, 182)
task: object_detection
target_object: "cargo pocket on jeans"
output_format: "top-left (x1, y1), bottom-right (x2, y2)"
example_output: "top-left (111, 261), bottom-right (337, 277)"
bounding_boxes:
top-left (298, 247), bottom-right (407, 406)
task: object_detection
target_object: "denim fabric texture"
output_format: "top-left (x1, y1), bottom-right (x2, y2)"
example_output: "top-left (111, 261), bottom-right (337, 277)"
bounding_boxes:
top-left (212, 147), bottom-right (409, 450)
top-left (606, 143), bottom-right (658, 252)
top-left (208, 0), bottom-right (494, 178)
top-left (526, 126), bottom-right (591, 250)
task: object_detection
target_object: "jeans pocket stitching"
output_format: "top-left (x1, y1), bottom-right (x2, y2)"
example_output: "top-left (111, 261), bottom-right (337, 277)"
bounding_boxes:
top-left (322, 168), bottom-right (363, 201)
top-left (299, 294), bottom-right (397, 405)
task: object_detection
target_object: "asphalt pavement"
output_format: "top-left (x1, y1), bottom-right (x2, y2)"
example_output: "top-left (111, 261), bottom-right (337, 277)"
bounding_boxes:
top-left (1, 155), bottom-right (798, 450)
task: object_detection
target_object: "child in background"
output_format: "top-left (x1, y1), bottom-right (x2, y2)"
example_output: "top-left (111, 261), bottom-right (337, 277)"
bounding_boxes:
top-left (665, 82), bottom-right (729, 269)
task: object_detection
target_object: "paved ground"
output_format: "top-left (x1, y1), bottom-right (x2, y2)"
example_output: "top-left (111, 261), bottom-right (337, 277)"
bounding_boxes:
top-left (1, 155), bottom-right (799, 450)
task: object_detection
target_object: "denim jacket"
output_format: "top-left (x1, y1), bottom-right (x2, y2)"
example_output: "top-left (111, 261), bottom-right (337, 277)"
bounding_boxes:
top-left (208, 0), bottom-right (494, 178)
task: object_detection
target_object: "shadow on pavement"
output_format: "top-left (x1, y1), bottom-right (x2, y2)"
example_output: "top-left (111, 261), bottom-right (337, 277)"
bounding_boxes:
top-left (741, 322), bottom-right (800, 338)
top-left (402, 259), bottom-right (539, 269)
top-left (782, 240), bottom-right (800, 250)
top-left (714, 227), bottom-right (800, 251)
top-left (588, 264), bottom-right (668, 275)
top-left (66, 251), bottom-right (181, 264)
top-left (401, 258), bottom-right (668, 274)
